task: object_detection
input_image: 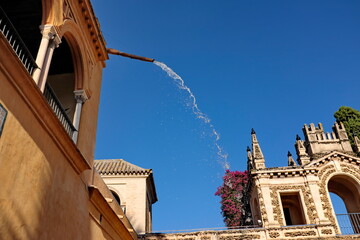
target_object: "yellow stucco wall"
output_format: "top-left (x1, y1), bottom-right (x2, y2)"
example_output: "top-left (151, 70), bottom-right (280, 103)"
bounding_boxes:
top-left (0, 0), bottom-right (135, 239)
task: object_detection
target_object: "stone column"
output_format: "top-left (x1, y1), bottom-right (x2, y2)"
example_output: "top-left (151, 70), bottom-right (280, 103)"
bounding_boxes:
top-left (32, 25), bottom-right (61, 92)
top-left (72, 90), bottom-right (89, 143)
top-left (32, 25), bottom-right (53, 84)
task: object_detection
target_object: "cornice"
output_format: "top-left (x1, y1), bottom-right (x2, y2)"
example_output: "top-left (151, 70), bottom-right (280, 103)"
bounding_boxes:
top-left (250, 151), bottom-right (360, 179)
top-left (77, 0), bottom-right (108, 62)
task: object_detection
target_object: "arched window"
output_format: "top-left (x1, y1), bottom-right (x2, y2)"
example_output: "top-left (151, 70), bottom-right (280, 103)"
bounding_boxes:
top-left (47, 37), bottom-right (76, 121)
top-left (328, 174), bottom-right (360, 234)
top-left (110, 190), bottom-right (121, 206)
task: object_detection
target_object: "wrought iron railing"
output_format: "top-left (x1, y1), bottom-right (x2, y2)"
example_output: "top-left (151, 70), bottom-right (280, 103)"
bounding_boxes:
top-left (0, 6), bottom-right (38, 75)
top-left (337, 213), bottom-right (360, 235)
top-left (43, 84), bottom-right (77, 137)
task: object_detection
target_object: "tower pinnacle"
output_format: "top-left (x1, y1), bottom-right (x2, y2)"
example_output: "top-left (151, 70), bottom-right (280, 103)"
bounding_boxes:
top-left (251, 129), bottom-right (265, 169)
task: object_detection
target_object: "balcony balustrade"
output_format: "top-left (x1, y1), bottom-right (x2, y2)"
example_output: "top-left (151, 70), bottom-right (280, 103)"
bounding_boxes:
top-left (337, 213), bottom-right (360, 235)
top-left (43, 84), bottom-right (77, 137)
top-left (0, 6), bottom-right (38, 75)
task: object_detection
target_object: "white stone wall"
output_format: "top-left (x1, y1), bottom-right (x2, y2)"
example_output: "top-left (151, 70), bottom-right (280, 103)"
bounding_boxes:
top-left (102, 175), bottom-right (149, 234)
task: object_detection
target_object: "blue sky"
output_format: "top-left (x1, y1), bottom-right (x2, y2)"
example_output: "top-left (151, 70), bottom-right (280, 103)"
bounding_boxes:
top-left (92, 0), bottom-right (360, 231)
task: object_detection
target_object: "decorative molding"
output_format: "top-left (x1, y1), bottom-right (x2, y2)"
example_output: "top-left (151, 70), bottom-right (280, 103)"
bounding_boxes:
top-left (40, 25), bottom-right (61, 47)
top-left (256, 185), bottom-right (268, 224)
top-left (340, 163), bottom-right (360, 183)
top-left (200, 237), bottom-right (210, 240)
top-left (219, 235), bottom-right (260, 240)
top-left (269, 185), bottom-right (318, 225)
top-left (74, 89), bottom-right (89, 103)
top-left (269, 232), bottom-right (280, 238)
top-left (63, 0), bottom-right (76, 22)
top-left (284, 230), bottom-right (316, 237)
top-left (270, 188), bottom-right (282, 224)
top-left (317, 165), bottom-right (337, 233)
top-left (321, 229), bottom-right (332, 235)
top-left (77, 0), bottom-right (107, 61)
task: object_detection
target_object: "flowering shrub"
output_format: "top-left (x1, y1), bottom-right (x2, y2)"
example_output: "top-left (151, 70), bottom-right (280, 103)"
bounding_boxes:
top-left (215, 169), bottom-right (248, 227)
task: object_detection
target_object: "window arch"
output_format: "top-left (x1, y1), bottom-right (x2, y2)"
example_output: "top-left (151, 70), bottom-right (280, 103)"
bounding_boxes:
top-left (328, 174), bottom-right (360, 234)
top-left (45, 25), bottom-right (88, 141)
top-left (110, 190), bottom-right (121, 206)
top-left (47, 37), bottom-right (76, 121)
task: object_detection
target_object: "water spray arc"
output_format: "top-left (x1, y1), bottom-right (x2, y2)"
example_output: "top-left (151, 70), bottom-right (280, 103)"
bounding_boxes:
top-left (107, 49), bottom-right (230, 169)
top-left (153, 61), bottom-right (229, 169)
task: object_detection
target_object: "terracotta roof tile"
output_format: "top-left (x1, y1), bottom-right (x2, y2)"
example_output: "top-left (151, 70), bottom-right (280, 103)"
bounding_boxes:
top-left (94, 159), bottom-right (152, 175)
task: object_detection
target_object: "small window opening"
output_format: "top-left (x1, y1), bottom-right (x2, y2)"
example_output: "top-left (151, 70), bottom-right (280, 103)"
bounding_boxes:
top-left (110, 190), bottom-right (121, 206)
top-left (280, 192), bottom-right (306, 226)
top-left (283, 208), bottom-right (292, 225)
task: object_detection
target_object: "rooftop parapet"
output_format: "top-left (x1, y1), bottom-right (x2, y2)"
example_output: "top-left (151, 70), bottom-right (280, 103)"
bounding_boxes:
top-left (295, 122), bottom-right (353, 164)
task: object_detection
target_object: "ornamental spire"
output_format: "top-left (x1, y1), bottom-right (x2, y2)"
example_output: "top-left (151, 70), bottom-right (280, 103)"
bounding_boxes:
top-left (251, 129), bottom-right (265, 169)
top-left (287, 151), bottom-right (296, 166)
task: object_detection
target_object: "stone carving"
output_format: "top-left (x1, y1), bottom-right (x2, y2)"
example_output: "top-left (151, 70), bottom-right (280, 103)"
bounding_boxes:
top-left (63, 0), bottom-right (75, 21)
top-left (340, 164), bottom-right (360, 183)
top-left (269, 232), bottom-right (280, 238)
top-left (254, 146), bottom-right (262, 159)
top-left (270, 189), bottom-right (283, 224)
top-left (219, 234), bottom-right (260, 240)
top-left (321, 229), bottom-right (333, 234)
top-left (257, 186), bottom-right (268, 224)
top-left (317, 165), bottom-right (337, 232)
top-left (269, 185), bottom-right (318, 225)
top-left (284, 230), bottom-right (316, 237)
top-left (200, 237), bottom-right (210, 240)
top-left (317, 164), bottom-right (335, 178)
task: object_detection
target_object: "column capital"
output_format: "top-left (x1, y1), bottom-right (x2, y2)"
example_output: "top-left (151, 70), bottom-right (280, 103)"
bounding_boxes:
top-left (74, 90), bottom-right (89, 103)
top-left (39, 25), bottom-right (62, 46)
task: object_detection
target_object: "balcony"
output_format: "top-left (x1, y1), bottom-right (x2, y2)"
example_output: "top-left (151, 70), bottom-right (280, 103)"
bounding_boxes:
top-left (1, 6), bottom-right (76, 139)
top-left (337, 213), bottom-right (360, 235)
top-left (43, 84), bottom-right (77, 137)
top-left (0, 6), bottom-right (38, 75)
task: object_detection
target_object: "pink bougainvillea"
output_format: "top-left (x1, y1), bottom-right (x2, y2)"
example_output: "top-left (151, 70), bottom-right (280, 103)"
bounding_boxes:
top-left (215, 169), bottom-right (248, 227)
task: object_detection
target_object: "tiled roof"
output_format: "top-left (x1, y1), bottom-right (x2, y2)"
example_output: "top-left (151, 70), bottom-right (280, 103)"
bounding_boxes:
top-left (94, 159), bottom-right (152, 175)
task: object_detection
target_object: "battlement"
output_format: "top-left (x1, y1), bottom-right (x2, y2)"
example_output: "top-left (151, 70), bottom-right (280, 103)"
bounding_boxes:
top-left (303, 122), bottom-right (348, 142)
top-left (295, 122), bottom-right (353, 164)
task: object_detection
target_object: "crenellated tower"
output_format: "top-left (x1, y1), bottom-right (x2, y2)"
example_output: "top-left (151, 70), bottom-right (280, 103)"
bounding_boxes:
top-left (295, 122), bottom-right (353, 164)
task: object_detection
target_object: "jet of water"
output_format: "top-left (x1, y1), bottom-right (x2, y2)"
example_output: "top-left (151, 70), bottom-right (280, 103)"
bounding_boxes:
top-left (154, 61), bottom-right (230, 169)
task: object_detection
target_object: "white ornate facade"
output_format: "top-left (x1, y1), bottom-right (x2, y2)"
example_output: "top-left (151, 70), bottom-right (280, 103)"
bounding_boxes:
top-left (141, 122), bottom-right (360, 240)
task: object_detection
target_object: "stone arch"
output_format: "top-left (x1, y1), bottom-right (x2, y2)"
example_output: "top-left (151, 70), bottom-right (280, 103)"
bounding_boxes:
top-left (59, 19), bottom-right (89, 90)
top-left (110, 190), bottom-right (121, 205)
top-left (327, 173), bottom-right (360, 213)
top-left (326, 172), bottom-right (360, 234)
top-left (107, 186), bottom-right (123, 207)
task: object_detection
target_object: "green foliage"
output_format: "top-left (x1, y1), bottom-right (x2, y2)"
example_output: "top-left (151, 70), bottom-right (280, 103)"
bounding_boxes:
top-left (334, 106), bottom-right (360, 148)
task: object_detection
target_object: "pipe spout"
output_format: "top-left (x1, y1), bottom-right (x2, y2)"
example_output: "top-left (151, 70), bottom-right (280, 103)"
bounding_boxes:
top-left (107, 48), bottom-right (155, 62)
